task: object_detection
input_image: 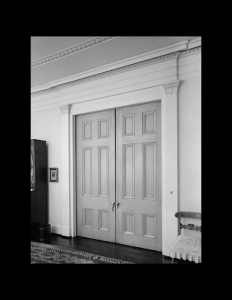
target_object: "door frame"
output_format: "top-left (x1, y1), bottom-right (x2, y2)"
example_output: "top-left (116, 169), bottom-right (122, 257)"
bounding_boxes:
top-left (69, 82), bottom-right (179, 256)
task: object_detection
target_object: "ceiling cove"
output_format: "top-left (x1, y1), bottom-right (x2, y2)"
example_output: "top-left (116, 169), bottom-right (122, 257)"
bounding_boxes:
top-left (31, 36), bottom-right (118, 68)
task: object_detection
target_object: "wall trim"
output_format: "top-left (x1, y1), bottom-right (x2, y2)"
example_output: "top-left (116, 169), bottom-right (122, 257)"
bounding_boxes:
top-left (187, 37), bottom-right (201, 49)
top-left (179, 46), bottom-right (201, 58)
top-left (31, 45), bottom-right (201, 114)
top-left (31, 40), bottom-right (188, 93)
top-left (59, 103), bottom-right (72, 114)
top-left (31, 36), bottom-right (118, 68)
top-left (50, 224), bottom-right (69, 235)
top-left (162, 80), bottom-right (180, 95)
top-left (31, 46), bottom-right (201, 99)
top-left (31, 51), bottom-right (181, 98)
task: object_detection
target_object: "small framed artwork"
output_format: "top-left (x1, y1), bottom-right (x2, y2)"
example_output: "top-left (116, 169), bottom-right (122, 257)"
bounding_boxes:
top-left (49, 168), bottom-right (58, 182)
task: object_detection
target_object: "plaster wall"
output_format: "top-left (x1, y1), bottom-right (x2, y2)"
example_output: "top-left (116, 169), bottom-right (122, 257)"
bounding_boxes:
top-left (178, 77), bottom-right (201, 213)
top-left (31, 108), bottom-right (63, 233)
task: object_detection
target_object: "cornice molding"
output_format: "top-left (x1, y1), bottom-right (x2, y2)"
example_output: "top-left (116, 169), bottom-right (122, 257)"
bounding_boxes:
top-left (31, 51), bottom-right (180, 98)
top-left (179, 46), bottom-right (201, 58)
top-left (59, 103), bottom-right (71, 114)
top-left (162, 80), bottom-right (180, 95)
top-left (31, 36), bottom-right (117, 68)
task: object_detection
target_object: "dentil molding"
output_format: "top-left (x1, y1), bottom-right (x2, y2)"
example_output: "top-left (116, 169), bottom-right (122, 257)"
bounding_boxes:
top-left (162, 80), bottom-right (180, 95)
top-left (31, 36), bottom-right (117, 68)
top-left (179, 46), bottom-right (201, 58)
top-left (31, 51), bottom-right (180, 98)
top-left (59, 104), bottom-right (71, 114)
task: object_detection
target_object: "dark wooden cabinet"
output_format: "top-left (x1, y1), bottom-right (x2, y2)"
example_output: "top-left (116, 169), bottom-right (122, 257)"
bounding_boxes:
top-left (31, 139), bottom-right (47, 191)
top-left (31, 139), bottom-right (48, 238)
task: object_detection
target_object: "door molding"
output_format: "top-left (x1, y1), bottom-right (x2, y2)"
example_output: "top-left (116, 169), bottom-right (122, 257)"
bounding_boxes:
top-left (67, 79), bottom-right (179, 256)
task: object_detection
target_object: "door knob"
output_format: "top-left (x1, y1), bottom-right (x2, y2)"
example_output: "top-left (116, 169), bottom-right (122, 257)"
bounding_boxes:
top-left (111, 202), bottom-right (115, 211)
top-left (116, 202), bottom-right (119, 209)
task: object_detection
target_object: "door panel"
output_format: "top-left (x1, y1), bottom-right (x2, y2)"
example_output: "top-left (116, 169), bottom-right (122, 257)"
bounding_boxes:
top-left (76, 110), bottom-right (115, 243)
top-left (116, 102), bottom-right (162, 251)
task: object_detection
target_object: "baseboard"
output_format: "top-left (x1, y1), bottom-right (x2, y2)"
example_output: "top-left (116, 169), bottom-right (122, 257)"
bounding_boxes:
top-left (50, 224), bottom-right (71, 236)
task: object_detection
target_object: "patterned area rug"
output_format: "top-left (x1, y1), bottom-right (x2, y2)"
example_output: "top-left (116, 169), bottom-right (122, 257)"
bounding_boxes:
top-left (31, 242), bottom-right (134, 264)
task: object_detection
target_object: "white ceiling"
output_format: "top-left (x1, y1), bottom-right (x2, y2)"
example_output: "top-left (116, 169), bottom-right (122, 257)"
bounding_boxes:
top-left (31, 36), bottom-right (200, 89)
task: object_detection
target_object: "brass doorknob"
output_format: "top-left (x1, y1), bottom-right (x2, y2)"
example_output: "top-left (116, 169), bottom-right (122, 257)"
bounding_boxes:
top-left (115, 202), bottom-right (120, 208)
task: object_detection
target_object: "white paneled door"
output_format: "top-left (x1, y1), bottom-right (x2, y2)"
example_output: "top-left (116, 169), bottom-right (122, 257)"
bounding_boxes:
top-left (116, 102), bottom-right (162, 251)
top-left (76, 102), bottom-right (162, 251)
top-left (76, 109), bottom-right (116, 242)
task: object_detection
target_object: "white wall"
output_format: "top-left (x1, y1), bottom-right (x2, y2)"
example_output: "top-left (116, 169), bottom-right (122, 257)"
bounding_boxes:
top-left (31, 108), bottom-right (63, 233)
top-left (178, 77), bottom-right (201, 213)
top-left (177, 77), bottom-right (201, 237)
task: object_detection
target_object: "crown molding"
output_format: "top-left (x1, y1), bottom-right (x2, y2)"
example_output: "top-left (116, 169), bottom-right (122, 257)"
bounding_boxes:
top-left (31, 51), bottom-right (180, 98)
top-left (32, 39), bottom-right (188, 92)
top-left (59, 103), bottom-right (71, 114)
top-left (32, 40), bottom-right (188, 93)
top-left (187, 37), bottom-right (201, 49)
top-left (162, 80), bottom-right (180, 95)
top-left (179, 46), bottom-right (201, 58)
top-left (31, 36), bottom-right (118, 68)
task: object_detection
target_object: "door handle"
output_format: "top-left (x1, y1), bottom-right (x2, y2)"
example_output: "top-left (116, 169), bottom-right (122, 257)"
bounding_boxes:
top-left (112, 202), bottom-right (119, 211)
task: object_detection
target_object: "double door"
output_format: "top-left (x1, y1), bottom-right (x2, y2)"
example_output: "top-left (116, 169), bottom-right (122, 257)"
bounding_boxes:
top-left (76, 102), bottom-right (161, 251)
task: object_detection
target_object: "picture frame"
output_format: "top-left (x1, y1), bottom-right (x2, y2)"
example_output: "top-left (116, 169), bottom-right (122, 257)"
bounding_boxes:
top-left (49, 168), bottom-right (58, 182)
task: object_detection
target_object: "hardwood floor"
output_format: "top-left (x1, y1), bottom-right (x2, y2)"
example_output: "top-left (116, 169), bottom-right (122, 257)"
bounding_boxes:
top-left (31, 233), bottom-right (195, 264)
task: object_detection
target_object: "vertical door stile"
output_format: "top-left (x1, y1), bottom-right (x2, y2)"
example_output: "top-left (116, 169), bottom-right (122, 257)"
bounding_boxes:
top-left (116, 108), bottom-right (122, 244)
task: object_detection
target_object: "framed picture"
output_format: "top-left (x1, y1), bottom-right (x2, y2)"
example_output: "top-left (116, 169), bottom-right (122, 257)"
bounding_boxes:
top-left (49, 168), bottom-right (58, 182)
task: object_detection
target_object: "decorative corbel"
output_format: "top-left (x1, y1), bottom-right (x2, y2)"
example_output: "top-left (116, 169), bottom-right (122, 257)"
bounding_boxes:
top-left (59, 103), bottom-right (72, 115)
top-left (161, 80), bottom-right (180, 95)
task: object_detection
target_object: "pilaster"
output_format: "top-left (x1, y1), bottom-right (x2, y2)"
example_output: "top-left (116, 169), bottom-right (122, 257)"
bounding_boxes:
top-left (59, 103), bottom-right (72, 236)
top-left (161, 79), bottom-right (179, 255)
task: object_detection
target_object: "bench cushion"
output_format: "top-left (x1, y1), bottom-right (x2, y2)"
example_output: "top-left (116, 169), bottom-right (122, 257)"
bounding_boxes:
top-left (170, 235), bottom-right (201, 263)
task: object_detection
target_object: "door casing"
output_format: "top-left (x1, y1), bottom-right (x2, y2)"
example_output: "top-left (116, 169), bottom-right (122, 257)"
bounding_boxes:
top-left (70, 84), bottom-right (179, 255)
